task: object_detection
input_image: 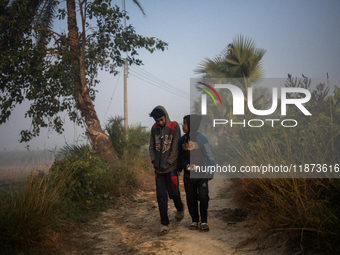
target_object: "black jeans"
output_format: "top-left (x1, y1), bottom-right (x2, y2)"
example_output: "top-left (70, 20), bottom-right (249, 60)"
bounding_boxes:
top-left (184, 170), bottom-right (209, 223)
top-left (155, 170), bottom-right (183, 225)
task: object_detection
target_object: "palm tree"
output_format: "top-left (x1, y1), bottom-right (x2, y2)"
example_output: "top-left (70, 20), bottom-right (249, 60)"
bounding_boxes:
top-left (196, 35), bottom-right (266, 93)
top-left (195, 35), bottom-right (269, 119)
top-left (104, 116), bottom-right (150, 158)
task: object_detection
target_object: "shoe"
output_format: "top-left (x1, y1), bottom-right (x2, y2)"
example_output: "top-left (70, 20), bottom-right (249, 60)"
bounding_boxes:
top-left (160, 225), bottom-right (170, 236)
top-left (175, 206), bottom-right (185, 221)
top-left (189, 222), bottom-right (198, 230)
top-left (199, 222), bottom-right (209, 232)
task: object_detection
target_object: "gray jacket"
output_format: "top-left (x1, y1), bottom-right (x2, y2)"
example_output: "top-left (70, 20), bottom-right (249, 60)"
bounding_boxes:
top-left (149, 106), bottom-right (180, 174)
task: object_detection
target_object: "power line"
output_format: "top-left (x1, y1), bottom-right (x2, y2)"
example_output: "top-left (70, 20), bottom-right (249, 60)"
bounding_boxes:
top-left (129, 73), bottom-right (188, 99)
top-left (129, 72), bottom-right (190, 100)
top-left (129, 66), bottom-right (190, 100)
top-left (104, 66), bottom-right (123, 120)
top-left (130, 66), bottom-right (190, 96)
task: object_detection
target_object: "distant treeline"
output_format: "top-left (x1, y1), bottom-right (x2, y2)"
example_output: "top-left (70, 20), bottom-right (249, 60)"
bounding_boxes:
top-left (0, 150), bottom-right (55, 167)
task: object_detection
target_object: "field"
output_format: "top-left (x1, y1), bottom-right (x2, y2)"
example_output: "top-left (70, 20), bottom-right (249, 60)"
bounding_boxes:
top-left (0, 149), bottom-right (54, 188)
top-left (0, 165), bottom-right (51, 192)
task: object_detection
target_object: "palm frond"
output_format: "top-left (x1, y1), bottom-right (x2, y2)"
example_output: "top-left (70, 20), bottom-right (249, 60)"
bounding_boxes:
top-left (55, 143), bottom-right (93, 161)
top-left (195, 34), bottom-right (266, 80)
top-left (131, 0), bottom-right (146, 16)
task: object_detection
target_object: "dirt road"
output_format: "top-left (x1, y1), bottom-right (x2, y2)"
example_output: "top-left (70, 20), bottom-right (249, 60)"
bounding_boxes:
top-left (52, 175), bottom-right (287, 254)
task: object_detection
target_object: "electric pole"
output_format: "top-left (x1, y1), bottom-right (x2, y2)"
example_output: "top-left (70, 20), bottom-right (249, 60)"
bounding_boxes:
top-left (123, 0), bottom-right (128, 137)
top-left (124, 59), bottom-right (128, 136)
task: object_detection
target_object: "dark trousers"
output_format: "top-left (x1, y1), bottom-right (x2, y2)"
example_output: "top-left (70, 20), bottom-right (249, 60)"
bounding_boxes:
top-left (184, 170), bottom-right (209, 223)
top-left (155, 170), bottom-right (183, 225)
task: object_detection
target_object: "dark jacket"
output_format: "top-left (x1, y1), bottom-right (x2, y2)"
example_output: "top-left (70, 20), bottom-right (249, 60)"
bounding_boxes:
top-left (178, 133), bottom-right (215, 176)
top-left (177, 114), bottom-right (215, 177)
top-left (149, 106), bottom-right (180, 174)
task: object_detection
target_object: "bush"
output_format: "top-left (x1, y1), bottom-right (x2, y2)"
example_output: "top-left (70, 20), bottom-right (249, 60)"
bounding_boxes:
top-left (217, 78), bottom-right (340, 254)
top-left (0, 172), bottom-right (66, 252)
top-left (49, 146), bottom-right (150, 219)
top-left (0, 143), bottom-right (152, 252)
top-left (104, 116), bottom-right (150, 158)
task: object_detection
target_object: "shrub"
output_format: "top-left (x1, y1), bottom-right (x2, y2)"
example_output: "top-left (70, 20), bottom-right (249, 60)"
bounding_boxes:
top-left (104, 116), bottom-right (150, 158)
top-left (0, 172), bottom-right (66, 252)
top-left (218, 78), bottom-right (340, 254)
top-left (0, 142), bottom-right (152, 252)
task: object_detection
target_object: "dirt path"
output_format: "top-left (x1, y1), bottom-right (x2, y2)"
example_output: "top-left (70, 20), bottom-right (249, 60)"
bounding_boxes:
top-left (52, 174), bottom-right (287, 254)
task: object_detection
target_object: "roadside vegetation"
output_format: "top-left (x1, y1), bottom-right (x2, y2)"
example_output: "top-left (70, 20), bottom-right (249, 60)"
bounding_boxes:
top-left (213, 78), bottom-right (340, 254)
top-left (195, 35), bottom-right (340, 254)
top-left (0, 117), bottom-right (152, 254)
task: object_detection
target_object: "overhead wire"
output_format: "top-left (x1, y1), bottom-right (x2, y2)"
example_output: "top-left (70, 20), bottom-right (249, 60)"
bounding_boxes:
top-left (104, 66), bottom-right (123, 120)
top-left (104, 65), bottom-right (190, 121)
top-left (129, 66), bottom-right (190, 100)
top-left (129, 65), bottom-right (190, 97)
top-left (129, 66), bottom-right (190, 97)
top-left (129, 72), bottom-right (189, 100)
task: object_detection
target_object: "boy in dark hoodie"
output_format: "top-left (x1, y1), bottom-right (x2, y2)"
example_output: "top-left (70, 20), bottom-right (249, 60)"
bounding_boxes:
top-left (149, 105), bottom-right (184, 236)
top-left (178, 114), bottom-right (215, 231)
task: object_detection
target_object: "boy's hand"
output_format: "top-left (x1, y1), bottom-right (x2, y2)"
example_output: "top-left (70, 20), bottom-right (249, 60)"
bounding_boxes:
top-left (177, 171), bottom-right (181, 176)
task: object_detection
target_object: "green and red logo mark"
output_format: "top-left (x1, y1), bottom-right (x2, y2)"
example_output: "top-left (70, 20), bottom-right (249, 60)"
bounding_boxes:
top-left (196, 82), bottom-right (222, 106)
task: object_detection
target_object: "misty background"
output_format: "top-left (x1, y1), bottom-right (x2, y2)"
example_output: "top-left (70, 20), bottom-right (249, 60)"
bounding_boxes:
top-left (1, 0), bottom-right (339, 162)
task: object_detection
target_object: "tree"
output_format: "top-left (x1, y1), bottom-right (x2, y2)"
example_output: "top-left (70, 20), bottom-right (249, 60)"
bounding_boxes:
top-left (0, 0), bottom-right (167, 162)
top-left (104, 116), bottom-right (149, 158)
top-left (196, 35), bottom-right (266, 93)
top-left (194, 35), bottom-right (268, 120)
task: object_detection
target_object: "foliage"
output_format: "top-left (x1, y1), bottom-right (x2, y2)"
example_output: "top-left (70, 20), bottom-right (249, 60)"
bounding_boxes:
top-left (49, 146), bottom-right (150, 219)
top-left (196, 35), bottom-right (266, 82)
top-left (219, 75), bottom-right (340, 254)
top-left (0, 0), bottom-right (72, 142)
top-left (104, 116), bottom-right (150, 158)
top-left (233, 178), bottom-right (340, 254)
top-left (55, 143), bottom-right (93, 161)
top-left (104, 116), bottom-right (127, 157)
top-left (0, 0), bottom-right (167, 143)
top-left (0, 172), bottom-right (66, 252)
top-left (0, 142), bottom-right (152, 252)
top-left (193, 35), bottom-right (268, 124)
top-left (49, 150), bottom-right (116, 214)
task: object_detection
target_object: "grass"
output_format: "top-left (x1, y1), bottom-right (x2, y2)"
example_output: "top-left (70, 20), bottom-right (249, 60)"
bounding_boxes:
top-left (0, 147), bottom-right (152, 254)
top-left (0, 173), bottom-right (66, 251)
top-left (224, 124), bottom-right (340, 254)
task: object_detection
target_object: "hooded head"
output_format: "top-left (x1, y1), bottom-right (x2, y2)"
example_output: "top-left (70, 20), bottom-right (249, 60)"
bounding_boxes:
top-left (149, 105), bottom-right (170, 127)
top-left (183, 114), bottom-right (202, 136)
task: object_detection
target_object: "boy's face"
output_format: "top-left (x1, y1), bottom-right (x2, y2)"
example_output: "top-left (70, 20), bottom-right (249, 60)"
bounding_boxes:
top-left (182, 118), bottom-right (189, 134)
top-left (155, 116), bottom-right (166, 127)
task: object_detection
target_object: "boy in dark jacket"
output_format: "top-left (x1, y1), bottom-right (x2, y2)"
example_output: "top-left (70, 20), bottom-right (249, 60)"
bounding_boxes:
top-left (178, 114), bottom-right (215, 231)
top-left (149, 105), bottom-right (184, 236)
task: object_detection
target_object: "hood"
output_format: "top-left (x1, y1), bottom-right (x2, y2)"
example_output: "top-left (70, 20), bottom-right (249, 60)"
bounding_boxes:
top-left (185, 114), bottom-right (202, 135)
top-left (153, 105), bottom-right (171, 125)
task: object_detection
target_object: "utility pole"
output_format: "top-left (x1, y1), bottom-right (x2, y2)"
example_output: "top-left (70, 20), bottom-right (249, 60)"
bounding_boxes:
top-left (124, 59), bottom-right (128, 136)
top-left (123, 0), bottom-right (128, 137)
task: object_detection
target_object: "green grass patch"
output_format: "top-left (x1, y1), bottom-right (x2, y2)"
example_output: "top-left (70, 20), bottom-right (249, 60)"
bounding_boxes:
top-left (0, 147), bottom-right (152, 253)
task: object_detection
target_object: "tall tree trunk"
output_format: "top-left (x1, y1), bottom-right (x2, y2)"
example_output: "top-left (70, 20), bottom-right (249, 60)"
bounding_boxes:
top-left (66, 0), bottom-right (118, 163)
